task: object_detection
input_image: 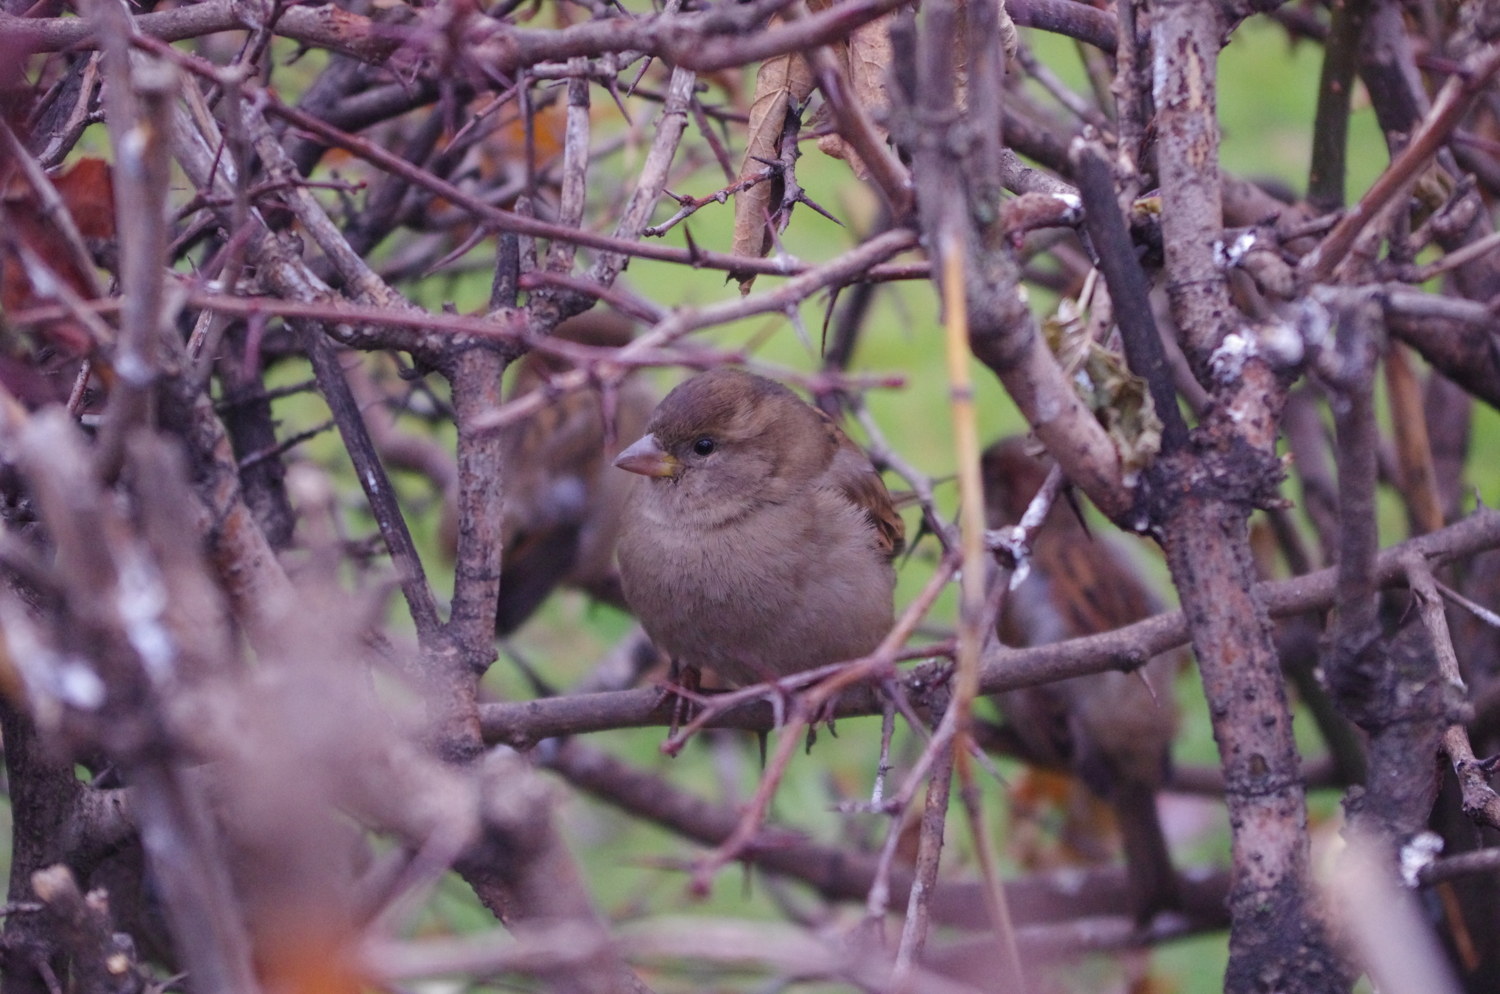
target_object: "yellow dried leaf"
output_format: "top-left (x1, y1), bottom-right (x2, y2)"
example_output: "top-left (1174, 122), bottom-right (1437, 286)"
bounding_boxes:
top-left (1084, 344), bottom-right (1162, 478)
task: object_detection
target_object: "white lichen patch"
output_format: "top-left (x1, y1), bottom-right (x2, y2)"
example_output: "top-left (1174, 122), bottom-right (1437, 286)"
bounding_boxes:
top-left (1254, 318), bottom-right (1305, 369)
top-left (1214, 230), bottom-right (1257, 269)
top-left (1399, 831), bottom-right (1444, 887)
top-left (1209, 330), bottom-right (1256, 382)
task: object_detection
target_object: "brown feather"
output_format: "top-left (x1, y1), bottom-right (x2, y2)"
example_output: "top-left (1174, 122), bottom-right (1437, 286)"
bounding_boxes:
top-left (983, 434), bottom-right (1183, 923)
top-left (815, 408), bottom-right (906, 560)
top-left (615, 368), bottom-right (901, 687)
top-left (493, 311), bottom-right (654, 634)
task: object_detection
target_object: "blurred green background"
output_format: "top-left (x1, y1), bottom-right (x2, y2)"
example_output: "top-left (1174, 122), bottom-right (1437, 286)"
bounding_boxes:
top-left (7, 10), bottom-right (1500, 994)
top-left (379, 17), bottom-right (1408, 993)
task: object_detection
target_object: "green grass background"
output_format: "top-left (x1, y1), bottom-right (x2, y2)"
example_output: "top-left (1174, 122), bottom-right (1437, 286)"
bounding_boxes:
top-left (392, 18), bottom-right (1405, 993)
top-left (7, 11), bottom-right (1500, 994)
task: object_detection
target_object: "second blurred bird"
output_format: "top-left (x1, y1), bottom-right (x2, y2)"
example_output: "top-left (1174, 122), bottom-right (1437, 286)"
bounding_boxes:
top-left (481, 310), bottom-right (656, 635)
top-left (983, 436), bottom-right (1183, 923)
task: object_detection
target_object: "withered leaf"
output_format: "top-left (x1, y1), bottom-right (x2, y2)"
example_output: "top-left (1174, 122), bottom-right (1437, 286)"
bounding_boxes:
top-left (816, 14), bottom-right (893, 179)
top-left (732, 19), bottom-right (817, 292)
top-left (0, 157), bottom-right (114, 382)
top-left (817, 0), bottom-right (1015, 175)
top-left (1043, 296), bottom-right (1163, 478)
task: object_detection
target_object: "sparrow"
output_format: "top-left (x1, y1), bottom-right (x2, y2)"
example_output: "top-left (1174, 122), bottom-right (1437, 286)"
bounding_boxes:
top-left (480, 309), bottom-right (657, 635)
top-left (982, 435), bottom-right (1183, 923)
top-left (613, 368), bottom-right (904, 688)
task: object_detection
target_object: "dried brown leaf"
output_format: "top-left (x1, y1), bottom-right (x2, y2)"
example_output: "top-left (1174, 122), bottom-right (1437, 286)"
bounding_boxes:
top-left (50, 158), bottom-right (115, 239)
top-left (732, 27), bottom-right (817, 291)
top-left (0, 157), bottom-right (113, 387)
top-left (816, 14), bottom-right (893, 179)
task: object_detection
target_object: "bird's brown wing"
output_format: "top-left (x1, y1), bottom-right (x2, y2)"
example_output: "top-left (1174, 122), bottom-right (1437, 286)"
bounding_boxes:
top-left (495, 383), bottom-right (605, 634)
top-left (496, 524), bottom-right (582, 636)
top-left (817, 411), bottom-right (907, 560)
top-left (483, 309), bottom-right (651, 635)
top-left (1041, 532), bottom-right (1158, 635)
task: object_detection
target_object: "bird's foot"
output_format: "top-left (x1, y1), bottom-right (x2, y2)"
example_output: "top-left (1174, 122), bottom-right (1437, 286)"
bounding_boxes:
top-left (658, 660), bottom-right (702, 755)
top-left (803, 697), bottom-right (839, 753)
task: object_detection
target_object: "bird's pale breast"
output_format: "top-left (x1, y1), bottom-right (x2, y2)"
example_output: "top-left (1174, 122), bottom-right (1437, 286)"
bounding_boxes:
top-left (619, 484), bottom-right (894, 686)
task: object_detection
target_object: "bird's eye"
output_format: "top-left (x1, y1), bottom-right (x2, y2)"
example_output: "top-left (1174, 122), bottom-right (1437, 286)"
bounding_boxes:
top-left (693, 437), bottom-right (716, 456)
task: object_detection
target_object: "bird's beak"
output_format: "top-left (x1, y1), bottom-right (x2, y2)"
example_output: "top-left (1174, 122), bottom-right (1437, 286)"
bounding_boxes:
top-left (614, 433), bottom-right (681, 478)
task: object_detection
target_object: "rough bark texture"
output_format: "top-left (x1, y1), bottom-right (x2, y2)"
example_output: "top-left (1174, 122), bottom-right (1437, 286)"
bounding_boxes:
top-left (1159, 444), bottom-right (1347, 994)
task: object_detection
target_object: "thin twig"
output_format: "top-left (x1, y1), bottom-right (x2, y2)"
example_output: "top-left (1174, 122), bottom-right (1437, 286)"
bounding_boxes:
top-left (1412, 227), bottom-right (1500, 283)
top-left (473, 228), bottom-right (918, 433)
top-left (1305, 39), bottom-right (1500, 282)
top-left (299, 328), bottom-right (443, 639)
top-left (481, 507), bottom-right (1500, 745)
top-left (932, 227), bottom-right (1023, 992)
top-left (235, 418), bottom-right (336, 471)
top-left (1403, 552), bottom-right (1500, 832)
top-left (892, 730), bottom-right (955, 979)
top-left (644, 171), bottom-right (775, 238)
top-left (1436, 581), bottom-right (1500, 629)
top-left (1384, 342), bottom-right (1444, 535)
top-left (1418, 848), bottom-right (1500, 886)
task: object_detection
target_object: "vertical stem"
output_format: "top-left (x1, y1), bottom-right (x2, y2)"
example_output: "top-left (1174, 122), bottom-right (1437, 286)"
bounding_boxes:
top-left (938, 235), bottom-right (1024, 991)
top-left (1308, 0), bottom-right (1373, 211)
top-left (1149, 3), bottom-right (1348, 989)
top-left (1160, 482), bottom-right (1340, 994)
top-left (546, 61), bottom-right (591, 275)
top-left (893, 743), bottom-right (953, 981)
top-left (588, 64), bottom-right (696, 286)
top-left (91, 1), bottom-right (177, 475)
top-left (443, 346), bottom-right (511, 739)
top-left (965, 0), bottom-right (1003, 242)
top-left (941, 238), bottom-right (985, 719)
top-left (0, 700), bottom-right (80, 994)
top-left (1150, 0), bottom-right (1231, 367)
top-left (1384, 344), bottom-right (1444, 535)
top-left (1112, 0), bottom-right (1152, 203)
top-left (1329, 297), bottom-right (1382, 671)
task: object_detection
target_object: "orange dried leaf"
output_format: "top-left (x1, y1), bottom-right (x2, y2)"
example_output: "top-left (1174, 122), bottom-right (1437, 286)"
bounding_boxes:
top-left (490, 100), bottom-right (569, 174)
top-left (0, 158), bottom-right (114, 366)
top-left (52, 158), bottom-right (114, 239)
top-left (260, 931), bottom-right (363, 994)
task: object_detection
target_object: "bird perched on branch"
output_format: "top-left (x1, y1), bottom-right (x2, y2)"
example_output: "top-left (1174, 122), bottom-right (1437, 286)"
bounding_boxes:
top-left (464, 310), bottom-right (656, 635)
top-left (982, 435), bottom-right (1183, 923)
top-left (613, 367), bottom-right (904, 689)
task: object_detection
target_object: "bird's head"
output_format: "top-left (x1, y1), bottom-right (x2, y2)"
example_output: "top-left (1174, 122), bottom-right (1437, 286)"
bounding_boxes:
top-left (614, 368), bottom-right (828, 513)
